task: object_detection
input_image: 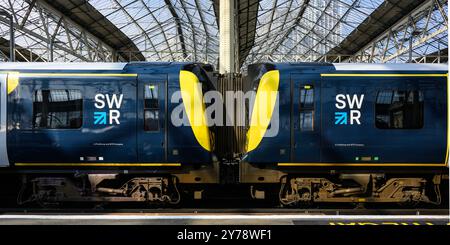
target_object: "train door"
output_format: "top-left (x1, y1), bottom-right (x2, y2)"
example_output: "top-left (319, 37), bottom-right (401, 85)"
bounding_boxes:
top-left (291, 74), bottom-right (321, 162)
top-left (137, 75), bottom-right (167, 162)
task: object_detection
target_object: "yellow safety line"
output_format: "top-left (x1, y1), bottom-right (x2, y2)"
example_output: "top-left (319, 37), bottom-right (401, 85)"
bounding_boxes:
top-left (14, 73), bottom-right (138, 77)
top-left (278, 163), bottom-right (447, 167)
top-left (15, 163), bottom-right (181, 167)
top-left (321, 73), bottom-right (448, 77)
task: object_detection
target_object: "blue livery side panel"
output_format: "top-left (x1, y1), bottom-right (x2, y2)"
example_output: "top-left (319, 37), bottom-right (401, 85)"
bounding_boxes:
top-left (4, 62), bottom-right (213, 166)
top-left (246, 62), bottom-right (448, 167)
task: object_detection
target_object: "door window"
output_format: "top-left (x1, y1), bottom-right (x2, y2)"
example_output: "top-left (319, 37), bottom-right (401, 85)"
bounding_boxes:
top-left (299, 85), bottom-right (314, 131)
top-left (144, 84), bottom-right (159, 131)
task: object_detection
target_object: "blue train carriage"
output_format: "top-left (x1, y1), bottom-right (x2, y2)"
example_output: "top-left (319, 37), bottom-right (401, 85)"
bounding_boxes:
top-left (0, 62), bottom-right (217, 204)
top-left (243, 62), bottom-right (449, 205)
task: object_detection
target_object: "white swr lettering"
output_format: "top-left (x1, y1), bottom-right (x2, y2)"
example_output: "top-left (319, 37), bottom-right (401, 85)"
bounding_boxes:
top-left (109, 110), bottom-right (121, 124)
top-left (94, 94), bottom-right (105, 109)
top-left (350, 110), bottom-right (361, 125)
top-left (346, 94), bottom-right (364, 109)
top-left (106, 94), bottom-right (123, 109)
top-left (335, 94), bottom-right (346, 109)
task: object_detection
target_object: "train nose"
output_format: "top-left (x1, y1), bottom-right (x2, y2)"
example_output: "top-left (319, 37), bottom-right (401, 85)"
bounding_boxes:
top-left (179, 70), bottom-right (212, 152)
top-left (214, 70), bottom-right (280, 184)
top-left (246, 70), bottom-right (280, 153)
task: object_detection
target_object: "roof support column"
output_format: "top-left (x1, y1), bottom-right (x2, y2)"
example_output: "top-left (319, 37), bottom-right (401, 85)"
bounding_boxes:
top-left (219, 0), bottom-right (238, 74)
top-left (217, 0), bottom-right (244, 184)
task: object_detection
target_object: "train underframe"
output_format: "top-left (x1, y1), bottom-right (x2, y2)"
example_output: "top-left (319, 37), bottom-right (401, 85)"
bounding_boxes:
top-left (244, 163), bottom-right (447, 207)
top-left (2, 162), bottom-right (447, 208)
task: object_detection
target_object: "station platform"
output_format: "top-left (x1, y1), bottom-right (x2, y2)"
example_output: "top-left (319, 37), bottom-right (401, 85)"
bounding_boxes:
top-left (0, 212), bottom-right (448, 225)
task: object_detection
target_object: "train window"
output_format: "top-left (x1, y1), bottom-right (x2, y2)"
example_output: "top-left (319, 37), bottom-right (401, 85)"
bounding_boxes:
top-left (144, 84), bottom-right (159, 131)
top-left (299, 85), bottom-right (314, 131)
top-left (144, 110), bottom-right (159, 131)
top-left (375, 90), bottom-right (424, 129)
top-left (144, 84), bottom-right (159, 109)
top-left (32, 89), bottom-right (83, 129)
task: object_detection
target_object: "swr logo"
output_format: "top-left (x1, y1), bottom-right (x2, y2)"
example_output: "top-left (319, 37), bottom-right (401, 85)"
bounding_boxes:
top-left (94, 94), bottom-right (123, 125)
top-left (334, 94), bottom-right (364, 125)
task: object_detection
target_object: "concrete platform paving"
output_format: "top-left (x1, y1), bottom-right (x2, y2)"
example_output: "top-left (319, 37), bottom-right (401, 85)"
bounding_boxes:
top-left (0, 213), bottom-right (449, 225)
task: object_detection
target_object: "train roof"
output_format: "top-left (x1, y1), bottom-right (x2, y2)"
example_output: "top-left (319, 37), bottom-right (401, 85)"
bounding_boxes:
top-left (0, 62), bottom-right (129, 71)
top-left (332, 63), bottom-right (448, 71)
top-left (248, 62), bottom-right (448, 75)
top-left (0, 62), bottom-right (196, 71)
top-left (0, 62), bottom-right (447, 73)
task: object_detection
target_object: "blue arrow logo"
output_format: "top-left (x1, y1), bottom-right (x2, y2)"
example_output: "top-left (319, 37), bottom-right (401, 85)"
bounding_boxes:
top-left (334, 112), bottom-right (348, 125)
top-left (94, 112), bottom-right (107, 125)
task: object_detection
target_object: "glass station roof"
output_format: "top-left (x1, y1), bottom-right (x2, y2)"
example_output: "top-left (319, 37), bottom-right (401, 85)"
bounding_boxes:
top-left (0, 0), bottom-right (447, 70)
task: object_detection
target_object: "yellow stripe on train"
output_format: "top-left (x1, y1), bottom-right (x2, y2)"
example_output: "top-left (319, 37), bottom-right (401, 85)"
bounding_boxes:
top-left (7, 72), bottom-right (19, 94)
top-left (246, 70), bottom-right (280, 152)
top-left (179, 70), bottom-right (212, 151)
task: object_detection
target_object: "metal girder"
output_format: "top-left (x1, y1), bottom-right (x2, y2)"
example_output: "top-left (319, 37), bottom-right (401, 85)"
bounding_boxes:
top-left (237, 0), bottom-right (259, 68)
top-left (140, 0), bottom-right (175, 60)
top-left (0, 36), bottom-right (44, 61)
top-left (0, 0), bottom-right (118, 62)
top-left (111, 0), bottom-right (162, 61)
top-left (194, 0), bottom-right (211, 62)
top-left (413, 47), bottom-right (448, 63)
top-left (264, 0), bottom-right (311, 58)
top-left (88, 0), bottom-right (218, 66)
top-left (167, 0), bottom-right (219, 64)
top-left (245, 0), bottom-right (312, 66)
top-left (241, 0), bottom-right (447, 70)
top-left (321, 0), bottom-right (425, 62)
top-left (341, 0), bottom-right (448, 63)
top-left (0, 0), bottom-right (446, 66)
top-left (43, 0), bottom-right (145, 61)
top-left (165, 0), bottom-right (188, 59)
top-left (242, 0), bottom-right (384, 69)
top-left (179, 0), bottom-right (198, 61)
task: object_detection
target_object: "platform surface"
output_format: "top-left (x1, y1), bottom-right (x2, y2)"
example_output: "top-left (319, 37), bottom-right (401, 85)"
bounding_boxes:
top-left (0, 213), bottom-right (449, 225)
